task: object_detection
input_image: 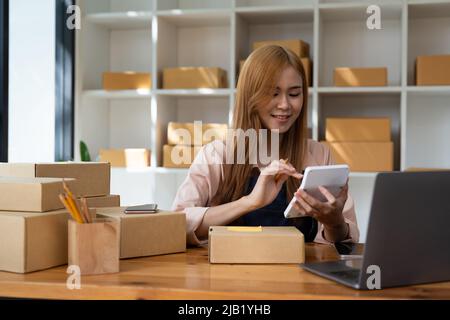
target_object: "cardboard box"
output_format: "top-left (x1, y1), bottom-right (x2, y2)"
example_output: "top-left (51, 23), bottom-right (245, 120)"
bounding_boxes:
top-left (301, 58), bottom-right (312, 87)
top-left (167, 122), bottom-right (228, 146)
top-left (103, 72), bottom-right (152, 91)
top-left (99, 149), bottom-right (151, 168)
top-left (0, 162), bottom-right (110, 197)
top-left (0, 177), bottom-right (76, 212)
top-left (323, 141), bottom-right (394, 172)
top-left (334, 67), bottom-right (387, 87)
top-left (326, 118), bottom-right (391, 142)
top-left (416, 55), bottom-right (450, 86)
top-left (96, 207), bottom-right (186, 259)
top-left (239, 60), bottom-right (246, 73)
top-left (163, 145), bottom-right (202, 169)
top-left (208, 226), bottom-right (305, 264)
top-left (253, 39), bottom-right (310, 58)
top-left (0, 210), bottom-right (69, 273)
top-left (163, 67), bottom-right (228, 89)
top-left (80, 194), bottom-right (120, 208)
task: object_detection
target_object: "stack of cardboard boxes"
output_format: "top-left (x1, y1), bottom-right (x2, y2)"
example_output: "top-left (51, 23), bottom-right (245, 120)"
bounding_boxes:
top-left (322, 118), bottom-right (394, 172)
top-left (0, 162), bottom-right (188, 273)
top-left (163, 122), bottom-right (228, 168)
top-left (240, 39), bottom-right (312, 87)
top-left (0, 162), bottom-right (119, 273)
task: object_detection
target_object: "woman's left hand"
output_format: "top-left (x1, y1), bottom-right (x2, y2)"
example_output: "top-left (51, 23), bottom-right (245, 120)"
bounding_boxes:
top-left (293, 182), bottom-right (349, 240)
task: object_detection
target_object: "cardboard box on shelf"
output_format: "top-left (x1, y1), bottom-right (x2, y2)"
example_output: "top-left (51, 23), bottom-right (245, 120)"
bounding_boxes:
top-left (99, 149), bottom-right (151, 168)
top-left (79, 194), bottom-right (120, 209)
top-left (167, 122), bottom-right (228, 146)
top-left (0, 210), bottom-right (69, 273)
top-left (325, 118), bottom-right (391, 142)
top-left (239, 60), bottom-right (246, 74)
top-left (103, 72), bottom-right (151, 91)
top-left (0, 162), bottom-right (110, 197)
top-left (323, 141), bottom-right (394, 172)
top-left (163, 145), bottom-right (202, 169)
top-left (334, 67), bottom-right (388, 87)
top-left (416, 55), bottom-right (450, 86)
top-left (301, 58), bottom-right (312, 87)
top-left (0, 177), bottom-right (76, 212)
top-left (96, 207), bottom-right (186, 259)
top-left (253, 39), bottom-right (310, 58)
top-left (208, 226), bottom-right (305, 264)
top-left (163, 67), bottom-right (228, 89)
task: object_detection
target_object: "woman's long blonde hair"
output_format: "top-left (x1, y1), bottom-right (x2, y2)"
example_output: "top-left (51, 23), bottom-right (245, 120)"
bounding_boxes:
top-left (212, 45), bottom-right (308, 205)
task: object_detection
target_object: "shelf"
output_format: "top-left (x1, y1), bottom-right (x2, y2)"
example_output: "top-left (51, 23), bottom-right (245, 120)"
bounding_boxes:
top-left (319, 2), bottom-right (402, 21)
top-left (407, 86), bottom-right (450, 95)
top-left (318, 87), bottom-right (402, 94)
top-left (155, 89), bottom-right (232, 97)
top-left (83, 90), bottom-right (152, 99)
top-left (156, 9), bottom-right (231, 27)
top-left (235, 6), bottom-right (314, 24)
top-left (85, 12), bottom-right (153, 29)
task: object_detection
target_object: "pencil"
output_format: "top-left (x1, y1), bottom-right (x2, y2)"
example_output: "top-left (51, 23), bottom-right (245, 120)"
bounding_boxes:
top-left (59, 194), bottom-right (83, 224)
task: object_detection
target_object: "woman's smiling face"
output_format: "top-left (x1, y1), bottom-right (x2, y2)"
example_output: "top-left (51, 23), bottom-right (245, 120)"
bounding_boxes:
top-left (257, 66), bottom-right (304, 133)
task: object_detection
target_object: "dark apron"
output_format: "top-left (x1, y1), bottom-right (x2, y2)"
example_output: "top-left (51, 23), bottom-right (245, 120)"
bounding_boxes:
top-left (232, 172), bottom-right (318, 243)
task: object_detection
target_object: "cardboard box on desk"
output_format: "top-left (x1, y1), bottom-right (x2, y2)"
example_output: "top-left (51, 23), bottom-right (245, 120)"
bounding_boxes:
top-left (416, 55), bottom-right (450, 85)
top-left (96, 207), bottom-right (186, 259)
top-left (163, 145), bottom-right (202, 169)
top-left (209, 226), bottom-right (305, 264)
top-left (163, 67), bottom-right (228, 89)
top-left (79, 194), bottom-right (120, 209)
top-left (323, 141), bottom-right (394, 172)
top-left (0, 162), bottom-right (110, 197)
top-left (103, 72), bottom-right (152, 91)
top-left (334, 67), bottom-right (387, 87)
top-left (167, 122), bottom-right (228, 146)
top-left (99, 149), bottom-right (151, 168)
top-left (326, 118), bottom-right (391, 142)
top-left (253, 39), bottom-right (310, 58)
top-left (0, 177), bottom-right (76, 212)
top-left (0, 210), bottom-right (69, 273)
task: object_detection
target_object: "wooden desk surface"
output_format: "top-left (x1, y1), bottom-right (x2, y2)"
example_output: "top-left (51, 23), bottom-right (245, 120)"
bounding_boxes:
top-left (0, 244), bottom-right (449, 300)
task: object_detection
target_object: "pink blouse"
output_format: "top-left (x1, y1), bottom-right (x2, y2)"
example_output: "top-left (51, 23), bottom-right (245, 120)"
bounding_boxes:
top-left (172, 139), bottom-right (360, 246)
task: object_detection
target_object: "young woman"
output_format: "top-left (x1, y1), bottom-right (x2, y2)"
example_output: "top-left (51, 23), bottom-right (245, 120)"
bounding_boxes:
top-left (172, 45), bottom-right (359, 246)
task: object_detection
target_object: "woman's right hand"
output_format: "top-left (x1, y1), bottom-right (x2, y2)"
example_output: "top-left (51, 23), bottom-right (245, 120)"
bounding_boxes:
top-left (242, 160), bottom-right (303, 211)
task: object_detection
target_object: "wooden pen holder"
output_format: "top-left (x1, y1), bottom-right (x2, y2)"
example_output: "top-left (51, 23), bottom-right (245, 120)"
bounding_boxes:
top-left (68, 219), bottom-right (120, 275)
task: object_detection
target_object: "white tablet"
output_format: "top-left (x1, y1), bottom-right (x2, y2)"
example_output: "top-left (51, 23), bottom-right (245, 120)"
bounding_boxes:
top-left (284, 164), bottom-right (349, 219)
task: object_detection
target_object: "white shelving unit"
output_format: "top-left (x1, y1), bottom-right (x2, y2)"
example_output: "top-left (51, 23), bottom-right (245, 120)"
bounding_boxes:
top-left (76, 0), bottom-right (450, 242)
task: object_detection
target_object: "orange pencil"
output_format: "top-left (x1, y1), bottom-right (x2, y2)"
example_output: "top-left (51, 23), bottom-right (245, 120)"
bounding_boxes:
top-left (59, 194), bottom-right (83, 224)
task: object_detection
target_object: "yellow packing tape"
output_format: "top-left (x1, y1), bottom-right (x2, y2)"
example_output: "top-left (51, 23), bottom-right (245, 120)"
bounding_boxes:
top-left (227, 226), bottom-right (263, 232)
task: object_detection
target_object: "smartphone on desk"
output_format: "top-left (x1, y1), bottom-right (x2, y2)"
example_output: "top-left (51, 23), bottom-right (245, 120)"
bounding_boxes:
top-left (124, 204), bottom-right (159, 214)
top-left (284, 164), bottom-right (349, 219)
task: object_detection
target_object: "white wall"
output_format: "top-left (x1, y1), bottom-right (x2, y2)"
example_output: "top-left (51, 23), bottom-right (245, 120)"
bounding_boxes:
top-left (9, 0), bottom-right (56, 162)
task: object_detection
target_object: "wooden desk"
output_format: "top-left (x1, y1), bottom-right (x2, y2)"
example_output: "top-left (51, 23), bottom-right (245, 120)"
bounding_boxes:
top-left (0, 244), bottom-right (449, 300)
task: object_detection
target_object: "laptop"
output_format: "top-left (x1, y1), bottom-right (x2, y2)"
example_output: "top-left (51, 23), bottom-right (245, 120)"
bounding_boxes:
top-left (301, 171), bottom-right (450, 290)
